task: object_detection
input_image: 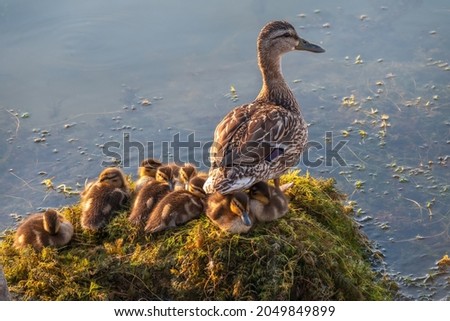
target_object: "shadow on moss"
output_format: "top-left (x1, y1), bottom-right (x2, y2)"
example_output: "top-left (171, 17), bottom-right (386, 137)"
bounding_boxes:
top-left (0, 171), bottom-right (397, 300)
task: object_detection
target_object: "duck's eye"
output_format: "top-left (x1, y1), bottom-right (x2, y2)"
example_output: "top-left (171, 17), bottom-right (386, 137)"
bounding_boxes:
top-left (273, 32), bottom-right (292, 40)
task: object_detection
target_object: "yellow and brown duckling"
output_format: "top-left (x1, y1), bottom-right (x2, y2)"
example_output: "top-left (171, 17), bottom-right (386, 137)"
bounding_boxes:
top-left (176, 163), bottom-right (198, 190)
top-left (128, 165), bottom-right (174, 226)
top-left (14, 209), bottom-right (74, 251)
top-left (80, 167), bottom-right (130, 232)
top-left (135, 158), bottom-right (163, 192)
top-left (248, 181), bottom-right (292, 222)
top-left (144, 176), bottom-right (207, 233)
top-left (204, 21), bottom-right (324, 194)
top-left (206, 191), bottom-right (253, 234)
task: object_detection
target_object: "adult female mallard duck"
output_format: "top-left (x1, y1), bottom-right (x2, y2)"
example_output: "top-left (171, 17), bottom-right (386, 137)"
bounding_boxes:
top-left (128, 166), bottom-right (174, 226)
top-left (80, 167), bottom-right (130, 232)
top-left (248, 181), bottom-right (293, 222)
top-left (206, 191), bottom-right (253, 234)
top-left (14, 209), bottom-right (74, 251)
top-left (135, 158), bottom-right (162, 192)
top-left (204, 21), bottom-right (324, 194)
top-left (144, 176), bottom-right (206, 233)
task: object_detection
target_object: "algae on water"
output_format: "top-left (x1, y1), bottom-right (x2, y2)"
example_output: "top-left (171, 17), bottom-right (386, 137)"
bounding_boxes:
top-left (0, 171), bottom-right (395, 300)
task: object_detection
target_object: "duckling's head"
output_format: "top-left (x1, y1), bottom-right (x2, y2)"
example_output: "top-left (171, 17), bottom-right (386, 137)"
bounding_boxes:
top-left (138, 158), bottom-right (162, 178)
top-left (99, 167), bottom-right (127, 188)
top-left (229, 192), bottom-right (252, 226)
top-left (188, 176), bottom-right (207, 198)
top-left (43, 209), bottom-right (61, 235)
top-left (249, 181), bottom-right (271, 205)
top-left (257, 21), bottom-right (324, 57)
top-left (179, 164), bottom-right (197, 187)
top-left (155, 166), bottom-right (175, 190)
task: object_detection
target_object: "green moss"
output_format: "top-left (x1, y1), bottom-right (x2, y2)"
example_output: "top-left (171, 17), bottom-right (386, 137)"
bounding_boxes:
top-left (0, 171), bottom-right (396, 300)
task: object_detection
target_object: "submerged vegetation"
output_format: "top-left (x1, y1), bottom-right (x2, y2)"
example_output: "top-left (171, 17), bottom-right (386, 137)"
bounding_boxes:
top-left (0, 171), bottom-right (395, 300)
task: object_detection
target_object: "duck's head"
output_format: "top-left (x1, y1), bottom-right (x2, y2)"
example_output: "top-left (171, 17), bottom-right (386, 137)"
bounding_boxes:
top-left (99, 167), bottom-right (127, 188)
top-left (179, 164), bottom-right (198, 188)
top-left (249, 181), bottom-right (271, 205)
top-left (155, 166), bottom-right (175, 191)
top-left (138, 158), bottom-right (162, 178)
top-left (43, 209), bottom-right (61, 235)
top-left (229, 192), bottom-right (252, 226)
top-left (257, 20), bottom-right (325, 56)
top-left (188, 176), bottom-right (207, 198)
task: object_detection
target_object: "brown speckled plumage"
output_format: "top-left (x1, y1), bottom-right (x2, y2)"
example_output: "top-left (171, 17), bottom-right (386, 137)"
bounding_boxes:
top-left (204, 21), bottom-right (324, 194)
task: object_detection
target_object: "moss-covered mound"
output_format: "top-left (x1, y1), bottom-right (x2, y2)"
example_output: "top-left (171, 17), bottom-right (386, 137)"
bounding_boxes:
top-left (0, 171), bottom-right (395, 300)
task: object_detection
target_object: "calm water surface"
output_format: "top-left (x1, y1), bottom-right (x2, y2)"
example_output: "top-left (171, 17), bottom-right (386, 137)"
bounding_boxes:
top-left (0, 0), bottom-right (449, 300)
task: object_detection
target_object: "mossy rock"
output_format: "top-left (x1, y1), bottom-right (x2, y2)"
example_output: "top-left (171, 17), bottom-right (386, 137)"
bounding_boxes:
top-left (0, 171), bottom-right (396, 300)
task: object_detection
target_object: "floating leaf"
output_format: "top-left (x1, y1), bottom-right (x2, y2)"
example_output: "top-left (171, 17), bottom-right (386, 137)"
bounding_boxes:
top-left (140, 98), bottom-right (152, 106)
top-left (354, 55), bottom-right (363, 64)
top-left (342, 94), bottom-right (358, 107)
top-left (437, 255), bottom-right (450, 268)
top-left (354, 180), bottom-right (365, 189)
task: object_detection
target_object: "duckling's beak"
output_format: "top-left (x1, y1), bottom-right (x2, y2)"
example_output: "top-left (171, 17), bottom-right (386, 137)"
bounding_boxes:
top-left (168, 181), bottom-right (175, 191)
top-left (295, 38), bottom-right (325, 53)
top-left (241, 212), bottom-right (252, 226)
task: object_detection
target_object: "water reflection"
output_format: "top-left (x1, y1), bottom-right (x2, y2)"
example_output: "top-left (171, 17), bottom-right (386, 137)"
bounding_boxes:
top-left (0, 0), bottom-right (449, 300)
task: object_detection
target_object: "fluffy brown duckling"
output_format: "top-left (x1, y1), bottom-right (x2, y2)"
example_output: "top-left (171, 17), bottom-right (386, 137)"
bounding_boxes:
top-left (176, 163), bottom-right (198, 190)
top-left (14, 209), bottom-right (74, 251)
top-left (80, 167), bottom-right (130, 232)
top-left (135, 158), bottom-right (163, 192)
top-left (248, 181), bottom-right (292, 222)
top-left (206, 191), bottom-right (253, 234)
top-left (144, 176), bottom-right (206, 233)
top-left (128, 166), bottom-right (174, 226)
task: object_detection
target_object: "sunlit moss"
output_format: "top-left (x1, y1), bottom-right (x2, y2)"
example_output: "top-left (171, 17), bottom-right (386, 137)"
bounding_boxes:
top-left (0, 171), bottom-right (396, 300)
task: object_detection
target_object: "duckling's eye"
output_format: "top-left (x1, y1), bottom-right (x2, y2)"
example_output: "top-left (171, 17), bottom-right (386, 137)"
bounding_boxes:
top-left (274, 32), bottom-right (292, 39)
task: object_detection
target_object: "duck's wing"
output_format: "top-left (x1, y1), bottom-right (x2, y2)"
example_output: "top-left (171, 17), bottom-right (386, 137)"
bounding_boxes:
top-left (210, 103), bottom-right (297, 168)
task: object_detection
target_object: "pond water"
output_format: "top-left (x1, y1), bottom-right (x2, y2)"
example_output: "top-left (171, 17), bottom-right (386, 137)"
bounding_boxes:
top-left (0, 0), bottom-right (449, 300)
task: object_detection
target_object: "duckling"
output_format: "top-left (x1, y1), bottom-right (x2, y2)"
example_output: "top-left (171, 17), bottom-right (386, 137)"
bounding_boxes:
top-left (176, 163), bottom-right (198, 190)
top-left (248, 181), bottom-right (293, 222)
top-left (206, 191), bottom-right (253, 234)
top-left (128, 165), bottom-right (174, 226)
top-left (14, 209), bottom-right (74, 251)
top-left (80, 167), bottom-right (130, 232)
top-left (144, 176), bottom-right (206, 233)
top-left (204, 21), bottom-right (324, 194)
top-left (135, 158), bottom-right (162, 192)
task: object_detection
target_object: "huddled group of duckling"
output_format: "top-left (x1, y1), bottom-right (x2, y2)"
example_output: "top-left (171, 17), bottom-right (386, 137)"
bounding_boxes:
top-left (14, 158), bottom-right (292, 251)
top-left (14, 20), bottom-right (324, 252)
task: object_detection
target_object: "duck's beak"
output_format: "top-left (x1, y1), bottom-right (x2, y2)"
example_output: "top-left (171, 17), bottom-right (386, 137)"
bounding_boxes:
top-left (295, 38), bottom-right (325, 53)
top-left (241, 212), bottom-right (252, 226)
top-left (168, 181), bottom-right (174, 191)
